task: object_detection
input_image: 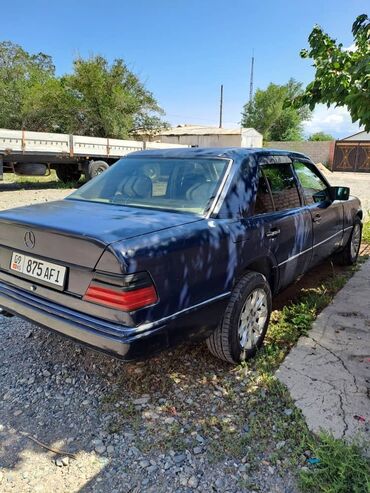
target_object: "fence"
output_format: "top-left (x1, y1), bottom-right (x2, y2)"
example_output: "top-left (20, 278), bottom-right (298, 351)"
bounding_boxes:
top-left (266, 141), bottom-right (334, 164)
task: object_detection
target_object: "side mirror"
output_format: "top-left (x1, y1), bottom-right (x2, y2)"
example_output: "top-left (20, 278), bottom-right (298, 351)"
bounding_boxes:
top-left (330, 186), bottom-right (350, 201)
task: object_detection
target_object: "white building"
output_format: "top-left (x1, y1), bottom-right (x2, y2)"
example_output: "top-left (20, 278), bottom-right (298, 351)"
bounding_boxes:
top-left (152, 125), bottom-right (263, 148)
top-left (342, 130), bottom-right (370, 141)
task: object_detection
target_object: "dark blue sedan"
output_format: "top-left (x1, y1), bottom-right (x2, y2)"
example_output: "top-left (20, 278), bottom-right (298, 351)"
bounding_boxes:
top-left (0, 148), bottom-right (363, 363)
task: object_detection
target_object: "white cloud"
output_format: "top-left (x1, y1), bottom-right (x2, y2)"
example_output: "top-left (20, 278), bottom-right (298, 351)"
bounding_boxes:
top-left (343, 43), bottom-right (356, 52)
top-left (303, 105), bottom-right (362, 138)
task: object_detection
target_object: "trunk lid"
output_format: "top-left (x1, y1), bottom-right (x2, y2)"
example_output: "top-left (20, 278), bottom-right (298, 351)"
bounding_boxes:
top-left (0, 199), bottom-right (201, 270)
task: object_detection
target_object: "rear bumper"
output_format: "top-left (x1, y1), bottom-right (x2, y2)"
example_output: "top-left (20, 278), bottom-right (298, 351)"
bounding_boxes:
top-left (0, 281), bottom-right (168, 360)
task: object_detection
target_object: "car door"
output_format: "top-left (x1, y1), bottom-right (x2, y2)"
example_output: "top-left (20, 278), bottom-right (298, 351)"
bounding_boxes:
top-left (247, 161), bottom-right (313, 290)
top-left (292, 160), bottom-right (343, 265)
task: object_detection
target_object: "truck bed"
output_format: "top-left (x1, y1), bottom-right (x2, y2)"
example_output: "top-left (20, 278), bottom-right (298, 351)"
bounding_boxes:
top-left (0, 128), bottom-right (184, 160)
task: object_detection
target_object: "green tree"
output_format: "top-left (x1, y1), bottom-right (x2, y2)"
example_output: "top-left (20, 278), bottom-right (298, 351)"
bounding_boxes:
top-left (20, 77), bottom-right (81, 133)
top-left (65, 56), bottom-right (166, 138)
top-left (241, 79), bottom-right (310, 141)
top-left (294, 14), bottom-right (370, 131)
top-left (0, 41), bottom-right (55, 129)
top-left (0, 43), bottom-right (167, 138)
top-left (308, 132), bottom-right (333, 141)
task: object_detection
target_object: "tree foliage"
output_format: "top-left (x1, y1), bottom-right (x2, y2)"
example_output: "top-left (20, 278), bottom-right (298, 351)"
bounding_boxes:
top-left (308, 131), bottom-right (333, 141)
top-left (0, 42), bottom-right (167, 138)
top-left (0, 41), bottom-right (55, 129)
top-left (241, 79), bottom-right (311, 141)
top-left (294, 14), bottom-right (370, 132)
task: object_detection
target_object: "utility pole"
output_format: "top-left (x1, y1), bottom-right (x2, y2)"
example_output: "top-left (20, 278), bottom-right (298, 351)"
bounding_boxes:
top-left (249, 52), bottom-right (254, 102)
top-left (219, 84), bottom-right (224, 128)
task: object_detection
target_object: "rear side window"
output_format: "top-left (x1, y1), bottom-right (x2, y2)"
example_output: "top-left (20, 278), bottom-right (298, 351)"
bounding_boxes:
top-left (261, 163), bottom-right (301, 212)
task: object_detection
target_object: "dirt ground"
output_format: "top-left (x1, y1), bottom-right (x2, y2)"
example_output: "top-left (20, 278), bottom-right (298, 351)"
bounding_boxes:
top-left (0, 182), bottom-right (368, 493)
top-left (0, 183), bottom-right (72, 210)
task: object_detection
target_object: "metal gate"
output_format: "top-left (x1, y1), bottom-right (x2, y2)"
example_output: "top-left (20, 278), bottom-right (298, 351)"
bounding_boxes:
top-left (333, 141), bottom-right (370, 172)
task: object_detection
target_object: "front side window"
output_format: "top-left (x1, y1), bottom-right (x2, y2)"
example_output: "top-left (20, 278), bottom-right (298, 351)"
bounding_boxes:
top-left (293, 161), bottom-right (329, 204)
top-left (68, 157), bottom-right (230, 215)
top-left (261, 163), bottom-right (301, 211)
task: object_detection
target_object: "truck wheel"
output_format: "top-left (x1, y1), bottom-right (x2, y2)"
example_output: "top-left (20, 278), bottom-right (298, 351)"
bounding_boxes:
top-left (333, 217), bottom-right (362, 266)
top-left (86, 161), bottom-right (109, 181)
top-left (143, 162), bottom-right (160, 180)
top-left (206, 271), bottom-right (272, 364)
top-left (56, 164), bottom-right (81, 183)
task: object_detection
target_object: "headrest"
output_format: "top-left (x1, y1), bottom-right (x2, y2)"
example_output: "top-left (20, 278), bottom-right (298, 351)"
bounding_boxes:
top-left (120, 175), bottom-right (152, 198)
top-left (185, 182), bottom-right (215, 203)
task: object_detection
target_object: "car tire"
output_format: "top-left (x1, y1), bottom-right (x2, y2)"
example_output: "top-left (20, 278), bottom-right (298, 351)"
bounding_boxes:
top-left (55, 164), bottom-right (82, 183)
top-left (333, 217), bottom-right (362, 266)
top-left (86, 160), bottom-right (109, 181)
top-left (206, 271), bottom-right (272, 364)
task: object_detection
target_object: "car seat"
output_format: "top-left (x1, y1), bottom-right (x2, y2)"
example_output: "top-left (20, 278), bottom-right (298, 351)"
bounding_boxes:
top-left (117, 175), bottom-right (153, 199)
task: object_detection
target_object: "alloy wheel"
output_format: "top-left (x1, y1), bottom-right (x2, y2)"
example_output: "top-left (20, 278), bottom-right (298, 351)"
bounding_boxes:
top-left (238, 288), bottom-right (268, 350)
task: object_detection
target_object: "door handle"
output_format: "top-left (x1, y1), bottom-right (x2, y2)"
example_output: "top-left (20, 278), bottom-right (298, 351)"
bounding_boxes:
top-left (312, 213), bottom-right (321, 223)
top-left (265, 228), bottom-right (281, 238)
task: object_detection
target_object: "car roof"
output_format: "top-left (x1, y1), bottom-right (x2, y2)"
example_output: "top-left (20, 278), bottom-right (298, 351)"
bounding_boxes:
top-left (126, 147), bottom-right (310, 161)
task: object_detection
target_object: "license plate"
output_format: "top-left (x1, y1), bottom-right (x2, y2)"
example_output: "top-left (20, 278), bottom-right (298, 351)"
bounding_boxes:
top-left (10, 252), bottom-right (66, 287)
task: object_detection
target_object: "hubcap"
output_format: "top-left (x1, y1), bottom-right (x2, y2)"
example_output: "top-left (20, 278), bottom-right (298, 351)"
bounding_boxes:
top-left (238, 288), bottom-right (268, 350)
top-left (96, 167), bottom-right (106, 175)
top-left (350, 224), bottom-right (361, 258)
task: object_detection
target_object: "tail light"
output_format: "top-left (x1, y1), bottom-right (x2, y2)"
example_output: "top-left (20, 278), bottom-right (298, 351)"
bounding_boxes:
top-left (83, 272), bottom-right (158, 311)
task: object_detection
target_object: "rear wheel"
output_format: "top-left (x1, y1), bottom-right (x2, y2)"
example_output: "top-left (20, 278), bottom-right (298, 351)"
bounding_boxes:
top-left (143, 162), bottom-right (160, 180)
top-left (334, 217), bottom-right (362, 265)
top-left (206, 271), bottom-right (272, 364)
top-left (85, 160), bottom-right (109, 181)
top-left (56, 164), bottom-right (81, 183)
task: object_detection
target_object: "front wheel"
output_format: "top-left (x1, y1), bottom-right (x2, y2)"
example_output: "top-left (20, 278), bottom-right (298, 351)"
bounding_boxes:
top-left (207, 271), bottom-right (272, 364)
top-left (333, 217), bottom-right (362, 266)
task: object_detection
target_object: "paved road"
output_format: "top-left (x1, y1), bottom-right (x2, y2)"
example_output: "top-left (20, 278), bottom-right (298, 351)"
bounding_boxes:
top-left (328, 171), bottom-right (370, 217)
top-left (277, 259), bottom-right (370, 443)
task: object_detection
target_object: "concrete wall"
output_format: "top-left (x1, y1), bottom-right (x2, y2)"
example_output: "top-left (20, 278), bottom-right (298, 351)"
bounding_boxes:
top-left (266, 141), bottom-right (334, 164)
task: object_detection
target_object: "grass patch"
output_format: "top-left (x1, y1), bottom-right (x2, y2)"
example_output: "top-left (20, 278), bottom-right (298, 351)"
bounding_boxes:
top-left (3, 170), bottom-right (81, 189)
top-left (252, 270), bottom-right (350, 374)
top-left (299, 433), bottom-right (370, 493)
top-left (363, 219), bottom-right (370, 244)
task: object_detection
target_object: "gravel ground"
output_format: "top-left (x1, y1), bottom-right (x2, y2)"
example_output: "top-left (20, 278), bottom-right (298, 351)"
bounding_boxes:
top-left (0, 318), bottom-right (299, 493)
top-left (0, 186), bottom-right (300, 493)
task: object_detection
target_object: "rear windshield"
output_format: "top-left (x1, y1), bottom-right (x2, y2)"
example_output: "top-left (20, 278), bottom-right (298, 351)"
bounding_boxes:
top-left (68, 157), bottom-right (230, 215)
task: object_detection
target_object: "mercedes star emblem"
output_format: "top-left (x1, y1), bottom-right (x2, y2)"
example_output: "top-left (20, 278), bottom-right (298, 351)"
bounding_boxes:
top-left (24, 231), bottom-right (36, 249)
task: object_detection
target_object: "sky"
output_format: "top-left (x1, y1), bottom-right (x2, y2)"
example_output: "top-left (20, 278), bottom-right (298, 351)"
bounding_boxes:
top-left (1, 0), bottom-right (368, 138)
